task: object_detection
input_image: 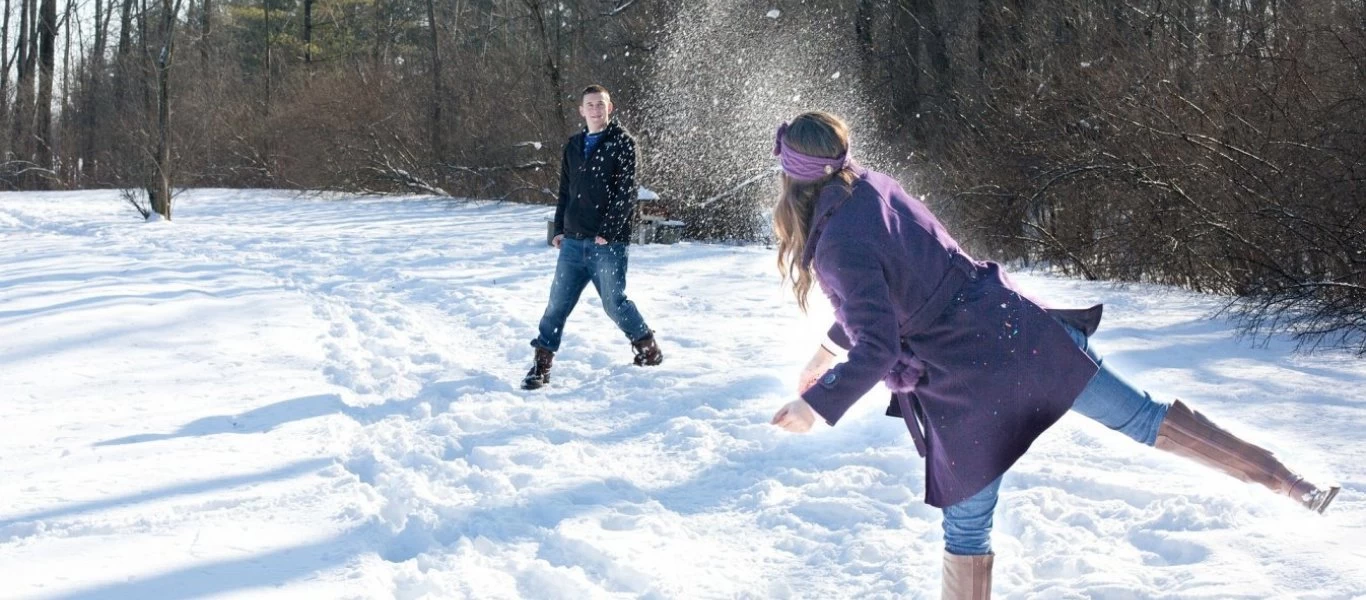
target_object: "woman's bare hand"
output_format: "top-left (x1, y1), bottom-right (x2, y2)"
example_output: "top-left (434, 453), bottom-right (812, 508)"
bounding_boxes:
top-left (771, 399), bottom-right (817, 433)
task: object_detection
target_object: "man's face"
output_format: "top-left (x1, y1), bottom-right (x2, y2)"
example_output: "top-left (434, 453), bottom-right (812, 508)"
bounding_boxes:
top-left (579, 93), bottom-right (612, 131)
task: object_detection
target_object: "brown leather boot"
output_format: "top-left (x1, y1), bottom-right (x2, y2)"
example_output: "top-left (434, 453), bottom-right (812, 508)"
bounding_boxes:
top-left (942, 552), bottom-right (992, 600)
top-left (631, 331), bottom-right (663, 366)
top-left (521, 347), bottom-right (554, 390)
top-left (1156, 399), bottom-right (1339, 513)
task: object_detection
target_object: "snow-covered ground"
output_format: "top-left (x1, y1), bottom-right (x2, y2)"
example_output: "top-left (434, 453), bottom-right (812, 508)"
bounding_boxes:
top-left (1, 189), bottom-right (1363, 599)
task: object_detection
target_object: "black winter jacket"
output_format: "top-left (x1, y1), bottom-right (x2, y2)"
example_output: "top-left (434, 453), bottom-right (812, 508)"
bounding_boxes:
top-left (553, 121), bottom-right (637, 243)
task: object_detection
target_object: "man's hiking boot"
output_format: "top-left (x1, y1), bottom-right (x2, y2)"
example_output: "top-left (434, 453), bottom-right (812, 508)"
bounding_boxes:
top-left (631, 332), bottom-right (664, 366)
top-left (521, 347), bottom-right (554, 390)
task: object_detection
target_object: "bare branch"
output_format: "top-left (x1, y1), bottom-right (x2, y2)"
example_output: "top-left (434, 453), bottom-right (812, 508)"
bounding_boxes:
top-left (602, 0), bottom-right (637, 17)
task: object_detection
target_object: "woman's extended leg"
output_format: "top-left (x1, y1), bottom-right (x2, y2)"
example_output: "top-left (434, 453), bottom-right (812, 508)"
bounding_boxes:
top-left (1061, 323), bottom-right (1338, 512)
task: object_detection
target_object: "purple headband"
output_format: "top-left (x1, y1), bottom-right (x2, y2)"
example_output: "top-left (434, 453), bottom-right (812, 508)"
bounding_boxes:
top-left (773, 121), bottom-right (850, 182)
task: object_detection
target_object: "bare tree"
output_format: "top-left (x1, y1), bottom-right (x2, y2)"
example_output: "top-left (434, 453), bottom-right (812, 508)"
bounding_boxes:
top-left (11, 0), bottom-right (33, 167)
top-left (147, 0), bottom-right (184, 218)
top-left (262, 0), bottom-right (271, 116)
top-left (523, 0), bottom-right (568, 136)
top-left (113, 0), bottom-right (133, 110)
top-left (425, 0), bottom-right (444, 160)
top-left (60, 0), bottom-right (70, 116)
top-left (200, 0), bottom-right (210, 63)
top-left (80, 0), bottom-right (114, 182)
top-left (33, 0), bottom-right (56, 187)
top-left (1, 0), bottom-right (11, 159)
top-left (301, 0), bottom-right (311, 67)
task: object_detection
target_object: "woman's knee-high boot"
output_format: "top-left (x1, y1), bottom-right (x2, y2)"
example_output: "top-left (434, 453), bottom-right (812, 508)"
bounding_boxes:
top-left (942, 552), bottom-right (993, 599)
top-left (1156, 399), bottom-right (1339, 513)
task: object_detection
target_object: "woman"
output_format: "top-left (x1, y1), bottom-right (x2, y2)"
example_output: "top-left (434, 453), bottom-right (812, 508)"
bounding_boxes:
top-left (766, 112), bottom-right (1339, 599)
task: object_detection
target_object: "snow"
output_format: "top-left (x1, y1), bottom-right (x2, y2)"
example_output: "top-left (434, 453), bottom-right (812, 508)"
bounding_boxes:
top-left (1, 189), bottom-right (1363, 599)
top-left (766, 9), bottom-right (780, 19)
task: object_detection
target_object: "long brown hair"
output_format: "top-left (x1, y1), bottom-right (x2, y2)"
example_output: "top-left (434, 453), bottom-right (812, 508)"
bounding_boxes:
top-left (774, 112), bottom-right (856, 312)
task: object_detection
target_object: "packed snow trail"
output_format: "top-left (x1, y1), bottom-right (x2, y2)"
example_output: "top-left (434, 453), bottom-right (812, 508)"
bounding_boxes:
top-left (1, 190), bottom-right (1363, 599)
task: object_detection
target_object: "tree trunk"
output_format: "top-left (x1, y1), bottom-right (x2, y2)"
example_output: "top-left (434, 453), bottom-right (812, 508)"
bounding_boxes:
top-left (889, 0), bottom-right (924, 142)
top-left (25, 0), bottom-right (38, 84)
top-left (525, 0), bottom-right (567, 135)
top-left (200, 0), bottom-right (210, 63)
top-left (82, 0), bottom-right (110, 181)
top-left (11, 0), bottom-right (34, 170)
top-left (139, 0), bottom-right (151, 121)
top-left (372, 0), bottom-right (383, 67)
top-left (855, 0), bottom-right (875, 79)
top-left (33, 0), bottom-right (55, 187)
top-left (426, 0), bottom-right (444, 161)
top-left (114, 0), bottom-right (133, 112)
top-left (1179, 2), bottom-right (1196, 93)
top-left (60, 0), bottom-right (72, 182)
top-left (1, 0), bottom-right (12, 159)
top-left (940, 0), bottom-right (981, 95)
top-left (149, 0), bottom-right (181, 219)
top-left (1249, 0), bottom-right (1268, 51)
top-left (907, 0), bottom-right (952, 95)
top-left (1207, 0), bottom-right (1225, 60)
top-left (263, 0), bottom-right (271, 116)
top-left (60, 0), bottom-right (70, 112)
top-left (303, 0), bottom-right (312, 67)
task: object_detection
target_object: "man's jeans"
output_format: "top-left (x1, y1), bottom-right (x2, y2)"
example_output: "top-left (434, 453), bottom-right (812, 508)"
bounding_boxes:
top-left (941, 322), bottom-right (1171, 556)
top-left (532, 237), bottom-right (651, 353)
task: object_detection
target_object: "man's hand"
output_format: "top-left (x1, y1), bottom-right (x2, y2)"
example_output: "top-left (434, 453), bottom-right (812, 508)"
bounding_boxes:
top-left (552, 234), bottom-right (564, 249)
top-left (771, 399), bottom-right (817, 433)
top-left (595, 236), bottom-right (608, 245)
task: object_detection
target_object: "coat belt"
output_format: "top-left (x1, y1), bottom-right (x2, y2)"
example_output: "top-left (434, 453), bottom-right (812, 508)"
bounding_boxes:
top-left (889, 251), bottom-right (978, 458)
top-left (898, 251), bottom-right (976, 336)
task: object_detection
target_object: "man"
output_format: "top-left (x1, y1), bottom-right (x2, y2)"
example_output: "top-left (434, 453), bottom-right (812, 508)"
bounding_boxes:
top-left (522, 85), bottom-right (664, 391)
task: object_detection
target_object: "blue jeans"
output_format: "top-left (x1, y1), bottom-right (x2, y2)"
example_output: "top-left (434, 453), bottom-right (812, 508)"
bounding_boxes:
top-left (941, 323), bottom-right (1171, 556)
top-left (531, 237), bottom-right (651, 353)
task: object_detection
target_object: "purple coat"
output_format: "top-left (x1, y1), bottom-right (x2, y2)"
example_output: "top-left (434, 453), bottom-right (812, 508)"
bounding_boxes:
top-left (799, 167), bottom-right (1100, 508)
